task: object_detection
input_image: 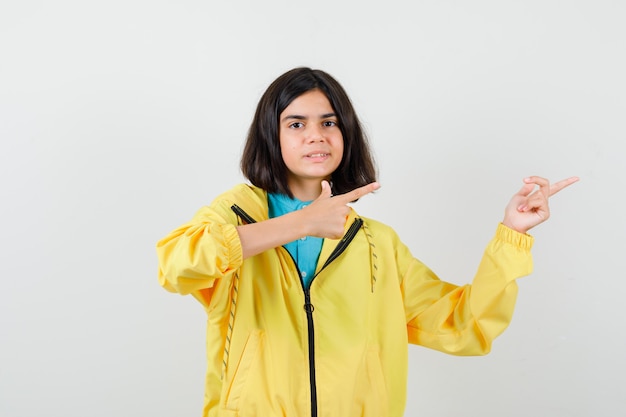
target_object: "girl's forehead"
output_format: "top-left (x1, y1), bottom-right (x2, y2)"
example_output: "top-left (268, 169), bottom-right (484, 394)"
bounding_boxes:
top-left (283, 90), bottom-right (334, 114)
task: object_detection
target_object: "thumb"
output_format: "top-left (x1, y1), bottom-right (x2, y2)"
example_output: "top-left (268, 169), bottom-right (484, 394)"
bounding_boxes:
top-left (318, 180), bottom-right (332, 199)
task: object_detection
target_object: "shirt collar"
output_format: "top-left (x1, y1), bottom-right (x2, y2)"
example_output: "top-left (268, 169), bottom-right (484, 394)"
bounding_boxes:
top-left (267, 192), bottom-right (312, 217)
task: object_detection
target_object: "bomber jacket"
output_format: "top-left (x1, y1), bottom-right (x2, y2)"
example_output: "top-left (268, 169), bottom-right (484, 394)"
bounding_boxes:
top-left (156, 184), bottom-right (534, 417)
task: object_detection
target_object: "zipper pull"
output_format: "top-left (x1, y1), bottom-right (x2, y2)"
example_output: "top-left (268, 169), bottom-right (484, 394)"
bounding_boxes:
top-left (304, 290), bottom-right (315, 313)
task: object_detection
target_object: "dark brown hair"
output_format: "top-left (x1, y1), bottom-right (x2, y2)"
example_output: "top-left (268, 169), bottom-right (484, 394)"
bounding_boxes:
top-left (240, 67), bottom-right (377, 198)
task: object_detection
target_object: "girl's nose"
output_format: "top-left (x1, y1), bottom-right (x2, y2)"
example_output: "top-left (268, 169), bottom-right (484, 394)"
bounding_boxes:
top-left (306, 125), bottom-right (325, 142)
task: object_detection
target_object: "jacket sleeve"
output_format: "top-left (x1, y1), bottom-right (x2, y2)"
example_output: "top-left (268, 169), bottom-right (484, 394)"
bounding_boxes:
top-left (156, 201), bottom-right (243, 304)
top-left (401, 223), bottom-right (533, 356)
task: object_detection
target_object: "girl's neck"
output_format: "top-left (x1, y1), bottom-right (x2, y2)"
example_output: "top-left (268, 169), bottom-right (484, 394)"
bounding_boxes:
top-left (287, 178), bottom-right (326, 201)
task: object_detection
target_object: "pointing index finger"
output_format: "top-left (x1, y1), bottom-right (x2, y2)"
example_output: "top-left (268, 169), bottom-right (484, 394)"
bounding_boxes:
top-left (335, 182), bottom-right (380, 203)
top-left (549, 176), bottom-right (580, 197)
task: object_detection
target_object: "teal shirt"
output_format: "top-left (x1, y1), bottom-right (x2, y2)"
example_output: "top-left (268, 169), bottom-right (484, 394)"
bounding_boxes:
top-left (267, 193), bottom-right (323, 288)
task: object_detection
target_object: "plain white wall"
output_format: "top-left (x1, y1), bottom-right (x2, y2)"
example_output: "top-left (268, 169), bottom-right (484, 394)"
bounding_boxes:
top-left (1, 1), bottom-right (624, 416)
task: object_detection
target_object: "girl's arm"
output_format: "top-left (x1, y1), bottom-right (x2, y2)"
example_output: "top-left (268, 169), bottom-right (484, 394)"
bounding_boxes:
top-left (236, 210), bottom-right (309, 259)
top-left (402, 175), bottom-right (577, 355)
top-left (402, 224), bottom-right (533, 355)
top-left (238, 180), bottom-right (379, 259)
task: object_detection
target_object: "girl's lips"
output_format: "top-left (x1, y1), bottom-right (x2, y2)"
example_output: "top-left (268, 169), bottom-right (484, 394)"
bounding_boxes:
top-left (304, 153), bottom-right (331, 162)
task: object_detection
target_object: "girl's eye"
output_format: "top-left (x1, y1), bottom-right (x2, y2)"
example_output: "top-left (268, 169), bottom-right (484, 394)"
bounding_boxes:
top-left (289, 122), bottom-right (304, 129)
top-left (323, 120), bottom-right (337, 127)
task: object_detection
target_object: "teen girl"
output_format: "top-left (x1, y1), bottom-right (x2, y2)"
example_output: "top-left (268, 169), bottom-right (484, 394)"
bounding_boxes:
top-left (156, 67), bottom-right (578, 417)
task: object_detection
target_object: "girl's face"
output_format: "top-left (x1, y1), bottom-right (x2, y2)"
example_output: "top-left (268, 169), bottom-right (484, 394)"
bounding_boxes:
top-left (279, 89), bottom-right (344, 198)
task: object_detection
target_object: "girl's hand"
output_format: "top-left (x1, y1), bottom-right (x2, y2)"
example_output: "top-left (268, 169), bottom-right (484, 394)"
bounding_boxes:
top-left (302, 180), bottom-right (380, 239)
top-left (502, 176), bottom-right (579, 234)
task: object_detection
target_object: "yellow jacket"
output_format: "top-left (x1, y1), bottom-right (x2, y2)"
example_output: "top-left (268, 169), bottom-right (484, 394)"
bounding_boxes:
top-left (156, 184), bottom-right (533, 417)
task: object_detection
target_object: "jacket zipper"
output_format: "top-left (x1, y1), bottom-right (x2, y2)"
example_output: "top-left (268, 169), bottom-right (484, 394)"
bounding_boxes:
top-left (315, 218), bottom-right (363, 274)
top-left (303, 287), bottom-right (318, 417)
top-left (231, 205), bottom-right (363, 417)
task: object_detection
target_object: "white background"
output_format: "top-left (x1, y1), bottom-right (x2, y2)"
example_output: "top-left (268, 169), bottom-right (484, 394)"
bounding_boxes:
top-left (1, 1), bottom-right (624, 416)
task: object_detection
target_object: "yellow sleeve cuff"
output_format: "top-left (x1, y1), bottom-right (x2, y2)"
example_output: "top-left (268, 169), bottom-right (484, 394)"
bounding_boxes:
top-left (496, 223), bottom-right (534, 251)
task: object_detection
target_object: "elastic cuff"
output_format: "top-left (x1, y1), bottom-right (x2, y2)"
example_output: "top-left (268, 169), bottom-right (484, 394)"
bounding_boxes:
top-left (496, 223), bottom-right (534, 251)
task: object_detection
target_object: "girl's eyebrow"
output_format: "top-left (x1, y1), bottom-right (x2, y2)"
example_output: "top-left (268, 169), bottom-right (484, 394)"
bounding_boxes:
top-left (281, 113), bottom-right (337, 122)
top-left (281, 114), bottom-right (306, 122)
